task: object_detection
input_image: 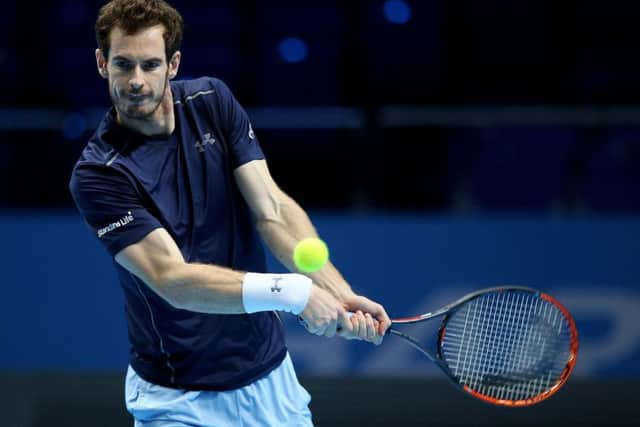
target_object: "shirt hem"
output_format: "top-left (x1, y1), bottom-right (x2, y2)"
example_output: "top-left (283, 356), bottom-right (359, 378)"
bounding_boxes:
top-left (130, 346), bottom-right (288, 392)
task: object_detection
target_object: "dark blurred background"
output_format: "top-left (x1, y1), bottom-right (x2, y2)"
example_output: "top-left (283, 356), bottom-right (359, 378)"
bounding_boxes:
top-left (1, 1), bottom-right (640, 426)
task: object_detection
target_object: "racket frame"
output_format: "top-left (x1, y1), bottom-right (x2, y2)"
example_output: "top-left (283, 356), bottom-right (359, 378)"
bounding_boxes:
top-left (388, 286), bottom-right (579, 407)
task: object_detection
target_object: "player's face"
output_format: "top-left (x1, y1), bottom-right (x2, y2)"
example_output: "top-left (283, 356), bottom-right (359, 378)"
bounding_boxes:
top-left (96, 25), bottom-right (179, 121)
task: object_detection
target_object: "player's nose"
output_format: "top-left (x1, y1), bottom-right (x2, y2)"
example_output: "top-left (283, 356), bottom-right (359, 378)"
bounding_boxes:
top-left (128, 67), bottom-right (145, 92)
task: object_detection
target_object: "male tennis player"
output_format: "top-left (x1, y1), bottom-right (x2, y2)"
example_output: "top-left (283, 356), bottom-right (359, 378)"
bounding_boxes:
top-left (69, 0), bottom-right (390, 425)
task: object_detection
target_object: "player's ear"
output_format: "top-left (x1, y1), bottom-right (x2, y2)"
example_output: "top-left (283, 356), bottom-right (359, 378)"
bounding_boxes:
top-left (167, 51), bottom-right (181, 80)
top-left (95, 48), bottom-right (109, 79)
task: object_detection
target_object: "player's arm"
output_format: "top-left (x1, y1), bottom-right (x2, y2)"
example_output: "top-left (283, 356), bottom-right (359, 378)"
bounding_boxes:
top-left (114, 227), bottom-right (350, 336)
top-left (70, 161), bottom-right (349, 336)
top-left (233, 159), bottom-right (353, 299)
top-left (115, 227), bottom-right (245, 313)
top-left (234, 159), bottom-right (391, 340)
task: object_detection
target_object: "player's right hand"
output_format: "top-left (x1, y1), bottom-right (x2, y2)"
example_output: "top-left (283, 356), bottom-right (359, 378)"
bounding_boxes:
top-left (300, 285), bottom-right (353, 338)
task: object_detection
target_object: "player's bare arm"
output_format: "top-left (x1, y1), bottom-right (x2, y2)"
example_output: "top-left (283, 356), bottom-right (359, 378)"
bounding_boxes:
top-left (114, 228), bottom-right (245, 313)
top-left (234, 159), bottom-right (391, 341)
top-left (114, 227), bottom-right (351, 337)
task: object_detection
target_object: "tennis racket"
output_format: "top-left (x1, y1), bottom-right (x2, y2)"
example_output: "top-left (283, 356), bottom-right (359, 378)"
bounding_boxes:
top-left (385, 286), bottom-right (578, 406)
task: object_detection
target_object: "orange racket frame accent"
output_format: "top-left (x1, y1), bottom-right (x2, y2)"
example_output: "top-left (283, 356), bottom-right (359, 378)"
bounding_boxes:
top-left (459, 291), bottom-right (579, 407)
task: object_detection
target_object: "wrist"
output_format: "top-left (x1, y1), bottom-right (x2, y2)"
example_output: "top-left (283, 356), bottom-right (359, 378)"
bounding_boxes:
top-left (339, 289), bottom-right (357, 302)
top-left (242, 272), bottom-right (312, 315)
top-left (308, 270), bottom-right (355, 302)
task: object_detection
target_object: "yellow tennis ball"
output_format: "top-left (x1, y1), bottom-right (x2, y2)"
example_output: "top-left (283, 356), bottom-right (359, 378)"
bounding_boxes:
top-left (293, 238), bottom-right (329, 273)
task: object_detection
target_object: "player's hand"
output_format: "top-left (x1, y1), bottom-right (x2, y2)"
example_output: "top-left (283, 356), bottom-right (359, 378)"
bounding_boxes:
top-left (299, 285), bottom-right (353, 338)
top-left (340, 294), bottom-right (391, 345)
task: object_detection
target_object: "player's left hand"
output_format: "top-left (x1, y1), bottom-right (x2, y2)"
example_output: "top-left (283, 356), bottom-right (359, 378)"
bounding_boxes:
top-left (338, 294), bottom-right (391, 345)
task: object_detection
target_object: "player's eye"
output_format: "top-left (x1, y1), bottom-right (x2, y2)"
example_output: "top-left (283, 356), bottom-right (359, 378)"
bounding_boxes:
top-left (114, 60), bottom-right (133, 71)
top-left (142, 62), bottom-right (160, 71)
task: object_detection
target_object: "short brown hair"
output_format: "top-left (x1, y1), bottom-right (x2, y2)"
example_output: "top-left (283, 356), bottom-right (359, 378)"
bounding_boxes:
top-left (95, 0), bottom-right (183, 61)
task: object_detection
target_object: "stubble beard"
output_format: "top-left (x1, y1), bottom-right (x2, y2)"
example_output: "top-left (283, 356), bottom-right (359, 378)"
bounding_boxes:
top-left (112, 71), bottom-right (169, 121)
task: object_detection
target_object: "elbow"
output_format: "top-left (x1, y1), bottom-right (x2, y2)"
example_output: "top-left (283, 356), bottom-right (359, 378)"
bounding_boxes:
top-left (254, 191), bottom-right (289, 227)
top-left (151, 263), bottom-right (190, 310)
top-left (255, 214), bottom-right (286, 232)
top-left (255, 202), bottom-right (289, 230)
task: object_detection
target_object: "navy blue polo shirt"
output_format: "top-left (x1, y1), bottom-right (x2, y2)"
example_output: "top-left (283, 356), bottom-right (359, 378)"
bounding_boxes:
top-left (69, 77), bottom-right (287, 391)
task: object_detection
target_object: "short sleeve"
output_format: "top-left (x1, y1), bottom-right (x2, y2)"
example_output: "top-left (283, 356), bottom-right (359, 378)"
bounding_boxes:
top-left (69, 165), bottom-right (163, 256)
top-left (211, 79), bottom-right (265, 168)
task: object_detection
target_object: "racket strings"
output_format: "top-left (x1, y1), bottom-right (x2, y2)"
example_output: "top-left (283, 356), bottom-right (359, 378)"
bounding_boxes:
top-left (440, 291), bottom-right (573, 402)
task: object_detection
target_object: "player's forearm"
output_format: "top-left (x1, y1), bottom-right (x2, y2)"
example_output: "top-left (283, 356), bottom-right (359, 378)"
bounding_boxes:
top-left (255, 194), bottom-right (355, 301)
top-left (157, 261), bottom-right (311, 316)
top-left (160, 262), bottom-right (246, 313)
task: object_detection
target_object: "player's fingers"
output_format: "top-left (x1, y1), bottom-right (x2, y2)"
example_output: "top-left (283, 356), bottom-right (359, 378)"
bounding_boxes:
top-left (306, 314), bottom-right (328, 336)
top-left (365, 313), bottom-right (377, 343)
top-left (365, 302), bottom-right (391, 335)
top-left (351, 311), bottom-right (365, 340)
top-left (337, 310), bottom-right (353, 336)
top-left (324, 316), bottom-right (338, 338)
top-left (346, 296), bottom-right (391, 337)
top-left (345, 311), bottom-right (358, 339)
top-left (352, 297), bottom-right (377, 313)
top-left (371, 318), bottom-right (383, 345)
top-left (376, 305), bottom-right (392, 336)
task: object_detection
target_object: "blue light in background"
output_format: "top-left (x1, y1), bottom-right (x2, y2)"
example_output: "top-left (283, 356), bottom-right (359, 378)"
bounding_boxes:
top-left (278, 38), bottom-right (308, 63)
top-left (383, 0), bottom-right (412, 25)
top-left (62, 113), bottom-right (88, 140)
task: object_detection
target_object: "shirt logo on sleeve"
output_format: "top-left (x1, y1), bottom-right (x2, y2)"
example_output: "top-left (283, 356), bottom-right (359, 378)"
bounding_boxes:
top-left (194, 133), bottom-right (216, 152)
top-left (248, 124), bottom-right (255, 140)
top-left (97, 211), bottom-right (135, 238)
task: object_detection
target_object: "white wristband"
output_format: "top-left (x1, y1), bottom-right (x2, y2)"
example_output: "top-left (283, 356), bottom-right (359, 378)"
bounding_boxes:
top-left (242, 273), bottom-right (312, 315)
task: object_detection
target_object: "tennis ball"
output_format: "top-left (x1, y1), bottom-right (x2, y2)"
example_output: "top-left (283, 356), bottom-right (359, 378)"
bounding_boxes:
top-left (293, 238), bottom-right (329, 273)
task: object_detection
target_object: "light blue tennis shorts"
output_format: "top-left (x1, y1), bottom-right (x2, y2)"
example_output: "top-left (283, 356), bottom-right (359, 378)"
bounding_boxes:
top-left (125, 353), bottom-right (313, 427)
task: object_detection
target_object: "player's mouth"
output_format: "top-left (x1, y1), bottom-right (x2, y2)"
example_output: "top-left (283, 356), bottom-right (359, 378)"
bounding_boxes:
top-left (126, 93), bottom-right (150, 104)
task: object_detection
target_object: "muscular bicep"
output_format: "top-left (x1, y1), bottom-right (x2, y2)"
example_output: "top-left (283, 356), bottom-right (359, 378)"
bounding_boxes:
top-left (234, 159), bottom-right (287, 223)
top-left (115, 228), bottom-right (185, 302)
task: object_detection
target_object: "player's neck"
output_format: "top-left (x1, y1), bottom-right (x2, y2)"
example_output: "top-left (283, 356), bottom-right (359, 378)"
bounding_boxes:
top-left (116, 85), bottom-right (175, 138)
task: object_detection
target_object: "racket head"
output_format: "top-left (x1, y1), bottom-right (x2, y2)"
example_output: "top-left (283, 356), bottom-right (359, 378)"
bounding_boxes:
top-left (435, 287), bottom-right (578, 407)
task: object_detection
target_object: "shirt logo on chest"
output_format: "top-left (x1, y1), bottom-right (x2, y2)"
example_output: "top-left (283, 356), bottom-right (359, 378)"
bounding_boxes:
top-left (194, 133), bottom-right (216, 152)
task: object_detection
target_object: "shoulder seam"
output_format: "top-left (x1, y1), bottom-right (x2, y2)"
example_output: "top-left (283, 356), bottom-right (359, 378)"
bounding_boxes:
top-left (106, 151), bottom-right (120, 166)
top-left (106, 141), bottom-right (130, 166)
top-left (174, 89), bottom-right (216, 105)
